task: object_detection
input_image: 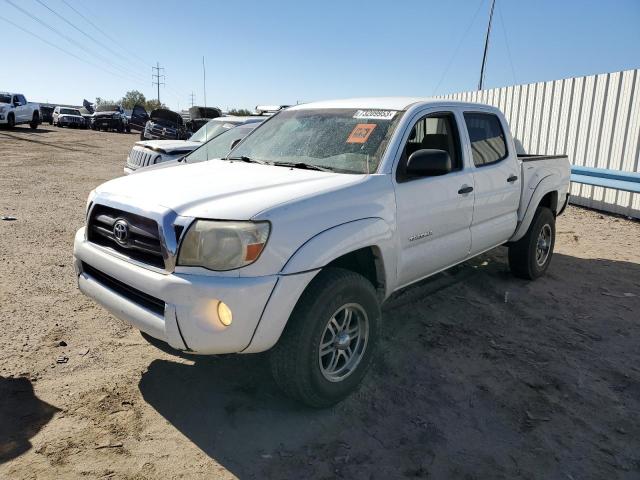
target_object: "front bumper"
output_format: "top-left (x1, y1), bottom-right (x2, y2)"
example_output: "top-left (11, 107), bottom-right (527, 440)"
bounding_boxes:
top-left (73, 228), bottom-right (279, 354)
top-left (93, 118), bottom-right (121, 128)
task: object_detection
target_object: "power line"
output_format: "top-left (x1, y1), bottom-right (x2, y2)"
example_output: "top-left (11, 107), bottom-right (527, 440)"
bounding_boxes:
top-left (152, 62), bottom-right (165, 103)
top-left (60, 0), bottom-right (149, 67)
top-left (433, 0), bottom-right (486, 95)
top-left (34, 0), bottom-right (148, 83)
top-left (4, 0), bottom-right (145, 86)
top-left (0, 13), bottom-right (143, 87)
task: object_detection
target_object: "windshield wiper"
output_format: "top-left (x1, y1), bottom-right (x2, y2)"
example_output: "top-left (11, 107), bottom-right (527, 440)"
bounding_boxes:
top-left (225, 155), bottom-right (266, 165)
top-left (273, 161), bottom-right (334, 172)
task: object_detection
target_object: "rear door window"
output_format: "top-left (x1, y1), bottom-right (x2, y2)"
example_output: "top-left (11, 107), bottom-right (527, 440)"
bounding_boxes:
top-left (463, 113), bottom-right (508, 167)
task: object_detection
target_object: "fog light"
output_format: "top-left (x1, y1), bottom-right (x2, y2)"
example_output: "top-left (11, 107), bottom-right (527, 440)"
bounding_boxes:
top-left (217, 301), bottom-right (232, 326)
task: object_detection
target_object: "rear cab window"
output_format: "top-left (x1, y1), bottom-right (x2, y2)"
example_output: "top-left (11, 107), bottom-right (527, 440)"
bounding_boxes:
top-left (463, 112), bottom-right (508, 167)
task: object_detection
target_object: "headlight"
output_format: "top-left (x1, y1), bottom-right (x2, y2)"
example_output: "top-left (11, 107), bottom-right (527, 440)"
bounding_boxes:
top-left (178, 220), bottom-right (270, 271)
top-left (0, 106), bottom-right (6, 113)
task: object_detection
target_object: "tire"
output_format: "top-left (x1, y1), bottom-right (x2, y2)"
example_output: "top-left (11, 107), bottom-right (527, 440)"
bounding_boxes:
top-left (30, 112), bottom-right (39, 129)
top-left (508, 206), bottom-right (556, 280)
top-left (6, 113), bottom-right (15, 129)
top-left (126, 124), bottom-right (131, 133)
top-left (270, 267), bottom-right (381, 408)
top-left (140, 131), bottom-right (145, 141)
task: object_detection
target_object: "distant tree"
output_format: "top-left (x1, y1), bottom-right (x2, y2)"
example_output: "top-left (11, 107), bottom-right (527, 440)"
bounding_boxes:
top-left (95, 97), bottom-right (117, 108)
top-left (144, 99), bottom-right (165, 111)
top-left (120, 90), bottom-right (146, 109)
top-left (227, 108), bottom-right (253, 116)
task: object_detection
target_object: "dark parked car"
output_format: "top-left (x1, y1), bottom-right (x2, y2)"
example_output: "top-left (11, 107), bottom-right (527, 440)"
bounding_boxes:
top-left (91, 104), bottom-right (130, 133)
top-left (126, 104), bottom-right (149, 132)
top-left (40, 105), bottom-right (54, 125)
top-left (141, 108), bottom-right (188, 140)
top-left (187, 106), bottom-right (222, 132)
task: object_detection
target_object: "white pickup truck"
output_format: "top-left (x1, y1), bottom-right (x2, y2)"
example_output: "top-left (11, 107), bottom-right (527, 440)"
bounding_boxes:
top-left (73, 98), bottom-right (570, 407)
top-left (0, 92), bottom-right (40, 129)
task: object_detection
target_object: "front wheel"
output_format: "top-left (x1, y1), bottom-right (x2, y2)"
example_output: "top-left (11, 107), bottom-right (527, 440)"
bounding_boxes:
top-left (270, 268), bottom-right (381, 408)
top-left (508, 207), bottom-right (556, 279)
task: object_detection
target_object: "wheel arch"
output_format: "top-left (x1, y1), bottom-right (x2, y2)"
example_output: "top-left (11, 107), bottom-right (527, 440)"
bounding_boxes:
top-left (510, 176), bottom-right (560, 242)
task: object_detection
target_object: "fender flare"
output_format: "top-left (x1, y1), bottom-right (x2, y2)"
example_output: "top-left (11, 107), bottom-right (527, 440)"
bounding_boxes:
top-left (280, 217), bottom-right (395, 293)
top-left (510, 174), bottom-right (559, 242)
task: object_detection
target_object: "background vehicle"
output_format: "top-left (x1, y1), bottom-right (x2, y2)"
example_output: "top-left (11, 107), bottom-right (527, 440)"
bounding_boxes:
top-left (53, 106), bottom-right (87, 128)
top-left (186, 106), bottom-right (222, 132)
top-left (141, 108), bottom-right (187, 140)
top-left (126, 104), bottom-right (149, 132)
top-left (125, 115), bottom-right (266, 173)
top-left (91, 104), bottom-right (129, 133)
top-left (40, 105), bottom-right (54, 125)
top-left (131, 123), bottom-right (261, 174)
top-left (0, 92), bottom-right (40, 129)
top-left (74, 98), bottom-right (570, 407)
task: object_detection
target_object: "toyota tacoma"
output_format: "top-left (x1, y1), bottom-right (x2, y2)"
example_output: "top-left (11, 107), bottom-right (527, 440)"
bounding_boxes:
top-left (73, 98), bottom-right (570, 407)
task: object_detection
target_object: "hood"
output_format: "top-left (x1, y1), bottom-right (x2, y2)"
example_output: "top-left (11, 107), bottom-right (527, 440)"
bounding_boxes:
top-left (149, 108), bottom-right (183, 126)
top-left (135, 140), bottom-right (201, 154)
top-left (0, 101), bottom-right (11, 107)
top-left (95, 160), bottom-right (364, 219)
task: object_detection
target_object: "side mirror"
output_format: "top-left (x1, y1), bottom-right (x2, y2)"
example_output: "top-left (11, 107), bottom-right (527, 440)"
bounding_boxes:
top-left (406, 149), bottom-right (452, 177)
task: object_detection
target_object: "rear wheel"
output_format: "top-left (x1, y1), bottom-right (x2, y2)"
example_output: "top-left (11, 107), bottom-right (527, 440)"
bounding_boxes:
top-left (30, 112), bottom-right (39, 129)
top-left (508, 207), bottom-right (556, 279)
top-left (270, 268), bottom-right (381, 408)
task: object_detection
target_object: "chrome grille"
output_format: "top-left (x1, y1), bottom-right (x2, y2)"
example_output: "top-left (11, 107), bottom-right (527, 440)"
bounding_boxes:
top-left (87, 204), bottom-right (165, 269)
top-left (127, 147), bottom-right (159, 169)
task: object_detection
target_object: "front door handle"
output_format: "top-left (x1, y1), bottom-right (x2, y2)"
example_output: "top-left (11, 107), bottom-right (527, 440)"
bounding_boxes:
top-left (507, 174), bottom-right (518, 183)
top-left (458, 185), bottom-right (474, 195)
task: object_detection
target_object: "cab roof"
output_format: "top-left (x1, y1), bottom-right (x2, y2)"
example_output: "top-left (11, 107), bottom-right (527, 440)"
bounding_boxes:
top-left (288, 97), bottom-right (487, 111)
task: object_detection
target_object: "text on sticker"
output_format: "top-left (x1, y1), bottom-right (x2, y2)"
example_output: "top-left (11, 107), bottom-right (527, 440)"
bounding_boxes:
top-left (353, 110), bottom-right (397, 120)
top-left (347, 124), bottom-right (377, 144)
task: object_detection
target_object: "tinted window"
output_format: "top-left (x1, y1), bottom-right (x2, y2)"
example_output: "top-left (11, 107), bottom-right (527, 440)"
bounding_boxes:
top-left (17, 95), bottom-right (27, 105)
top-left (464, 113), bottom-right (507, 166)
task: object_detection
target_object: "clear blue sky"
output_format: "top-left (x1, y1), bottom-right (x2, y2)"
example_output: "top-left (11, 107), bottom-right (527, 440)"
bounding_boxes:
top-left (1, 0), bottom-right (638, 111)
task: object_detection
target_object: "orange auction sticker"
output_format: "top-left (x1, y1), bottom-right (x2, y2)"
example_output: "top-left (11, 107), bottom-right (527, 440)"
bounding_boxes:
top-left (347, 123), bottom-right (377, 144)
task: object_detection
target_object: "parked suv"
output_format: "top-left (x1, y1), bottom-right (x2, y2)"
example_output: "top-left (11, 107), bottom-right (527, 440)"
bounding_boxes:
top-left (125, 115), bottom-right (266, 173)
top-left (0, 92), bottom-right (40, 129)
top-left (74, 98), bottom-right (570, 407)
top-left (91, 104), bottom-right (129, 133)
top-left (53, 106), bottom-right (87, 128)
top-left (141, 108), bottom-right (188, 140)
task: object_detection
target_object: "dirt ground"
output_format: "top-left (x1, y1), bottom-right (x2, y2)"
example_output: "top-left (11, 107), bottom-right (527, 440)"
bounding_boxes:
top-left (1, 125), bottom-right (639, 480)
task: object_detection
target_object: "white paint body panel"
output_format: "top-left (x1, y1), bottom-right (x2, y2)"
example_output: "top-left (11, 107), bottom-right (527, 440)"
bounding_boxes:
top-left (74, 99), bottom-right (570, 354)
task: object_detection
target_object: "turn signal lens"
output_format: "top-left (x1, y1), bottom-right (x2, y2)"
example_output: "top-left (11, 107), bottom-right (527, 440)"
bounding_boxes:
top-left (217, 301), bottom-right (233, 326)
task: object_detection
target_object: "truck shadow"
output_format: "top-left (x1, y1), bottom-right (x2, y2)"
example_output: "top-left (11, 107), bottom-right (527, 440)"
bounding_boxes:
top-left (138, 252), bottom-right (640, 478)
top-left (0, 376), bottom-right (60, 464)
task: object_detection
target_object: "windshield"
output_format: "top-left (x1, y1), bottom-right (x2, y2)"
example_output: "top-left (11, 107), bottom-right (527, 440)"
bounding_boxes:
top-left (61, 108), bottom-right (81, 115)
top-left (229, 108), bottom-right (403, 173)
top-left (96, 104), bottom-right (118, 112)
top-left (0, 94), bottom-right (11, 104)
top-left (189, 120), bottom-right (239, 143)
top-left (185, 125), bottom-right (258, 163)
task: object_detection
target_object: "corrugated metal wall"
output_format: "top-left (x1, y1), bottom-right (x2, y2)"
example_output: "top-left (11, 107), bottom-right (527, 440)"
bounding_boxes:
top-left (441, 69), bottom-right (640, 218)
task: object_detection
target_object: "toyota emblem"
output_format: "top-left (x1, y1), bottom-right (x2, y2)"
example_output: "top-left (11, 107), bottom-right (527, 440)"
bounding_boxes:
top-left (113, 219), bottom-right (129, 245)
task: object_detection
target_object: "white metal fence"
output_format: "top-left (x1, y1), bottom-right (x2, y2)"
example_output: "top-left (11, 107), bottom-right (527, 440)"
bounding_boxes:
top-left (441, 69), bottom-right (640, 218)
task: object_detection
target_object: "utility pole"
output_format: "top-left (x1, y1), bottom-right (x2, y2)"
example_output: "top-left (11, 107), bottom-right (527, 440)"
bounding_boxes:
top-left (188, 92), bottom-right (196, 107)
top-left (152, 62), bottom-right (165, 104)
top-left (478, 0), bottom-right (496, 91)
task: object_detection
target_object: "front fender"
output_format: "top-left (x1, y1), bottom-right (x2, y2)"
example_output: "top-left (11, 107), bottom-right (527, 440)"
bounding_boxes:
top-left (280, 217), bottom-right (396, 293)
top-left (243, 217), bottom-right (396, 353)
